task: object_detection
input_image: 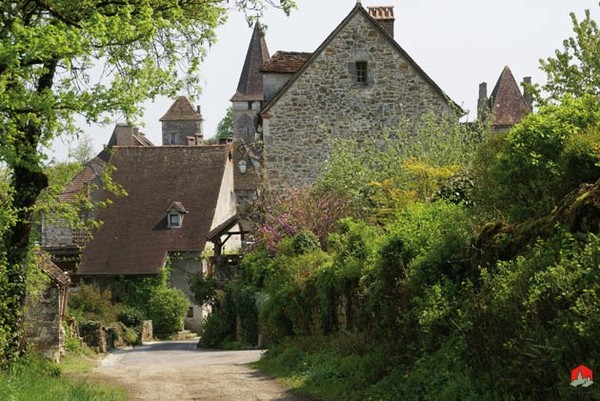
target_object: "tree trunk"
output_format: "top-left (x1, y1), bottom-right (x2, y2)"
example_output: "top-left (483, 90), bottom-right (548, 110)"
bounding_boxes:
top-left (0, 61), bottom-right (55, 364)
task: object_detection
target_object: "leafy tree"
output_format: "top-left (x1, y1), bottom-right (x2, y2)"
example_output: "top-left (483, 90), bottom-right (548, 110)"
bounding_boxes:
top-left (67, 133), bottom-right (95, 165)
top-left (317, 111), bottom-right (484, 217)
top-left (216, 107), bottom-right (233, 141)
top-left (474, 94), bottom-right (600, 222)
top-left (0, 0), bottom-right (295, 363)
top-left (539, 9), bottom-right (600, 100)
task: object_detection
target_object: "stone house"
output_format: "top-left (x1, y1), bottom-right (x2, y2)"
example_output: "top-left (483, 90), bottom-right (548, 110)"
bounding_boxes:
top-left (25, 251), bottom-right (70, 362)
top-left (42, 98), bottom-right (240, 334)
top-left (477, 65), bottom-right (532, 132)
top-left (231, 3), bottom-right (460, 192)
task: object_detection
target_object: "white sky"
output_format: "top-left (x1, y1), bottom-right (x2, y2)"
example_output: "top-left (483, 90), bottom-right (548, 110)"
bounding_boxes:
top-left (49, 0), bottom-right (600, 162)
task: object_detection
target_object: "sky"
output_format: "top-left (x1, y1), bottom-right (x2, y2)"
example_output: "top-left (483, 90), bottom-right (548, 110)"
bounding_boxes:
top-left (49, 0), bottom-right (600, 162)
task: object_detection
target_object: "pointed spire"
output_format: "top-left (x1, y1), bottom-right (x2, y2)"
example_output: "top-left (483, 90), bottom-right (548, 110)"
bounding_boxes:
top-left (488, 66), bottom-right (532, 128)
top-left (231, 22), bottom-right (270, 102)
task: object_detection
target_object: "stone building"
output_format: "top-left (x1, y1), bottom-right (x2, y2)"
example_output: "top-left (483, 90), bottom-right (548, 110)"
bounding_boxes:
top-left (477, 66), bottom-right (532, 132)
top-left (25, 251), bottom-right (70, 362)
top-left (230, 3), bottom-right (460, 191)
top-left (160, 96), bottom-right (205, 146)
top-left (42, 98), bottom-right (240, 334)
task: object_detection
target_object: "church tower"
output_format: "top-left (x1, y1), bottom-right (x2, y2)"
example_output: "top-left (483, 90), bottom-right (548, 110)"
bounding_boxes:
top-left (160, 96), bottom-right (204, 145)
top-left (230, 22), bottom-right (270, 143)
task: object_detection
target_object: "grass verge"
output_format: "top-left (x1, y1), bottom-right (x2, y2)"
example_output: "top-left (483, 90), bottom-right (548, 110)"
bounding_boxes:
top-left (0, 352), bottom-right (127, 401)
top-left (253, 333), bottom-right (393, 401)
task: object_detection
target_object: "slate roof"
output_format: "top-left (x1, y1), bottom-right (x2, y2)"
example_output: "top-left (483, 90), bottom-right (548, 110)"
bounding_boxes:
top-left (160, 96), bottom-right (202, 121)
top-left (488, 66), bottom-right (532, 128)
top-left (62, 125), bottom-right (154, 203)
top-left (77, 145), bottom-right (232, 276)
top-left (59, 157), bottom-right (106, 203)
top-left (260, 51), bottom-right (312, 73)
top-left (262, 3), bottom-right (461, 114)
top-left (231, 22), bottom-right (270, 102)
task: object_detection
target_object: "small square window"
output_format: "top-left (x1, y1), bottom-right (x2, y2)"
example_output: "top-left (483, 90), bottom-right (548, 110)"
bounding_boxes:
top-left (355, 61), bottom-right (368, 84)
top-left (170, 132), bottom-right (178, 145)
top-left (187, 307), bottom-right (194, 318)
top-left (169, 213), bottom-right (180, 227)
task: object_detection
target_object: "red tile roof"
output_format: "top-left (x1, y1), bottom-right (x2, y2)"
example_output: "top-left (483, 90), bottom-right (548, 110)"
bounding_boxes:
top-left (231, 23), bottom-right (270, 102)
top-left (260, 51), bottom-right (312, 74)
top-left (489, 66), bottom-right (532, 128)
top-left (160, 96), bottom-right (202, 121)
top-left (77, 145), bottom-right (232, 276)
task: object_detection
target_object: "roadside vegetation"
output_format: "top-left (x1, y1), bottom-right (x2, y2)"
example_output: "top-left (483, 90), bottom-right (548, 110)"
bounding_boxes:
top-left (0, 350), bottom-right (126, 401)
top-left (69, 259), bottom-right (190, 341)
top-left (198, 9), bottom-right (600, 400)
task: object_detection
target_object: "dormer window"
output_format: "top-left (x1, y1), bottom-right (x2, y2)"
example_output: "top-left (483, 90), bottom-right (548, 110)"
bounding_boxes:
top-left (166, 201), bottom-right (188, 228)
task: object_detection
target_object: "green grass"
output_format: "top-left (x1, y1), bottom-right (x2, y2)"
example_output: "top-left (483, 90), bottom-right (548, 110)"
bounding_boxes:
top-left (0, 352), bottom-right (127, 401)
top-left (254, 334), bottom-right (392, 401)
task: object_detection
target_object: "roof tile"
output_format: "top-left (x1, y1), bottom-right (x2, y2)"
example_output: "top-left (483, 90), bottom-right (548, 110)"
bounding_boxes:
top-left (78, 145), bottom-right (231, 276)
top-left (260, 51), bottom-right (312, 73)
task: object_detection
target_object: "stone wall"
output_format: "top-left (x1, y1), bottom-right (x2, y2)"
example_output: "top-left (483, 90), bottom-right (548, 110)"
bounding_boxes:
top-left (263, 72), bottom-right (293, 104)
top-left (232, 100), bottom-right (261, 143)
top-left (25, 285), bottom-right (65, 362)
top-left (162, 120), bottom-right (202, 145)
top-left (41, 217), bottom-right (73, 247)
top-left (170, 252), bottom-right (205, 334)
top-left (262, 11), bottom-right (453, 190)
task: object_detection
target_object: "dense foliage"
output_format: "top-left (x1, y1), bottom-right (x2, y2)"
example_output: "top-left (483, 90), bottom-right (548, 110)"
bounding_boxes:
top-left (200, 82), bottom-right (600, 398)
top-left (0, 0), bottom-right (295, 363)
top-left (70, 259), bottom-right (190, 340)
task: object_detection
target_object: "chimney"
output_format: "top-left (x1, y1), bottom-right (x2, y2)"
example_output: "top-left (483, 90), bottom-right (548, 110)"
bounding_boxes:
top-left (368, 6), bottom-right (394, 38)
top-left (196, 105), bottom-right (204, 138)
top-left (522, 76), bottom-right (533, 110)
top-left (477, 82), bottom-right (488, 120)
top-left (114, 123), bottom-right (134, 146)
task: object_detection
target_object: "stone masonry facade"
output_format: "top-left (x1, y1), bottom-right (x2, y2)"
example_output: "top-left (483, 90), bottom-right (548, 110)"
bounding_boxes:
top-left (261, 10), bottom-right (453, 190)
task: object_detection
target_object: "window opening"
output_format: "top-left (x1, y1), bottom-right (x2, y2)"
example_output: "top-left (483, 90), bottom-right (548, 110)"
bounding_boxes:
top-left (355, 61), bottom-right (368, 84)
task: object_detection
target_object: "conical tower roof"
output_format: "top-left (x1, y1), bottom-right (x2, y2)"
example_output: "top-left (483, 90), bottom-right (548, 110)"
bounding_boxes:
top-left (231, 22), bottom-right (270, 102)
top-left (489, 66), bottom-right (531, 128)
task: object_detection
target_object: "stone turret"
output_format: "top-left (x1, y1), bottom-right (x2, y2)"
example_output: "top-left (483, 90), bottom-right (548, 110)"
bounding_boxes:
top-left (230, 22), bottom-right (270, 143)
top-left (160, 96), bottom-right (204, 146)
top-left (478, 66), bottom-right (532, 132)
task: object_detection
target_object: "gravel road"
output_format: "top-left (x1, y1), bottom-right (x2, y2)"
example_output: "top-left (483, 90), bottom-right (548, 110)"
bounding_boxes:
top-left (94, 340), bottom-right (307, 401)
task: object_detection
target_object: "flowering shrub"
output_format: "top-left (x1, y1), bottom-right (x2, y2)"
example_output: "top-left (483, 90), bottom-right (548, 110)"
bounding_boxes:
top-left (257, 187), bottom-right (350, 253)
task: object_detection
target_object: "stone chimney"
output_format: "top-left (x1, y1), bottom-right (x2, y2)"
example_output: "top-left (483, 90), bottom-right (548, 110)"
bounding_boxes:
top-left (114, 124), bottom-right (134, 146)
top-left (368, 6), bottom-right (394, 38)
top-left (477, 82), bottom-right (488, 120)
top-left (522, 76), bottom-right (533, 110)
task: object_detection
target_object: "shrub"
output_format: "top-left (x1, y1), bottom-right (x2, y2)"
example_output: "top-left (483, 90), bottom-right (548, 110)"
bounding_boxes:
top-left (69, 284), bottom-right (122, 324)
top-left (117, 307), bottom-right (144, 330)
top-left (291, 230), bottom-right (321, 255)
top-left (198, 312), bottom-right (224, 348)
top-left (475, 95), bottom-right (600, 221)
top-left (189, 274), bottom-right (217, 306)
top-left (146, 287), bottom-right (189, 337)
